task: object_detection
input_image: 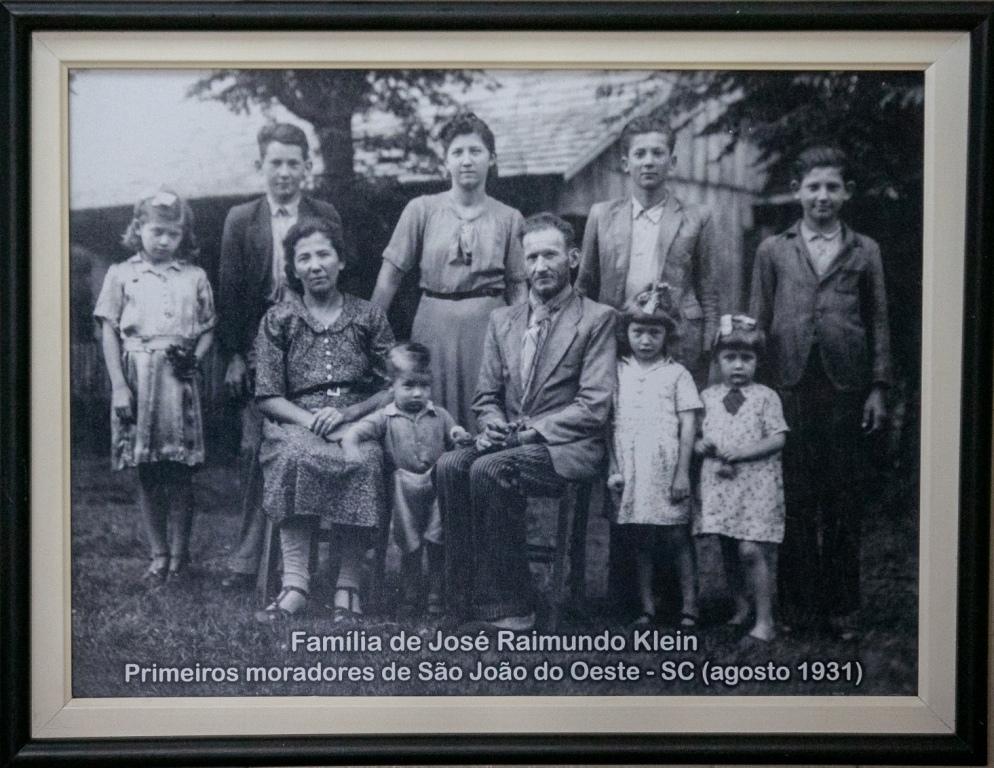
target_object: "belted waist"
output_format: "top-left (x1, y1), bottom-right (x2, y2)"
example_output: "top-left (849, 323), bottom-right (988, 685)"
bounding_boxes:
top-left (122, 335), bottom-right (189, 352)
top-left (287, 378), bottom-right (382, 400)
top-left (422, 287), bottom-right (503, 301)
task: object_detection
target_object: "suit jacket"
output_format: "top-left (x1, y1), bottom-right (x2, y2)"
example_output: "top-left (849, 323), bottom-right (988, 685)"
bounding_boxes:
top-left (576, 194), bottom-right (720, 379)
top-left (748, 221), bottom-right (892, 391)
top-left (217, 194), bottom-right (344, 357)
top-left (473, 290), bottom-right (617, 481)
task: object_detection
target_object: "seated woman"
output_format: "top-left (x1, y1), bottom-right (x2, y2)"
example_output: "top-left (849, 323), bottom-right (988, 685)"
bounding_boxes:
top-left (253, 217), bottom-right (394, 623)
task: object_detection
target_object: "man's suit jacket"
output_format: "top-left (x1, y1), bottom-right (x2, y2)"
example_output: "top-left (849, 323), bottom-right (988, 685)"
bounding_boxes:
top-left (472, 290), bottom-right (617, 481)
top-left (576, 194), bottom-right (720, 380)
top-left (749, 221), bottom-right (892, 392)
top-left (217, 194), bottom-right (344, 358)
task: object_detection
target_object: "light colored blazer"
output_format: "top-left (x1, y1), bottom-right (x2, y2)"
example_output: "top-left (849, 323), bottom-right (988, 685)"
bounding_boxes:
top-left (576, 194), bottom-right (720, 380)
top-left (472, 290), bottom-right (617, 481)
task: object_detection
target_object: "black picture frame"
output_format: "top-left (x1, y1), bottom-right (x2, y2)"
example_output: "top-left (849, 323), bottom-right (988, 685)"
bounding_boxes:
top-left (1, 2), bottom-right (991, 765)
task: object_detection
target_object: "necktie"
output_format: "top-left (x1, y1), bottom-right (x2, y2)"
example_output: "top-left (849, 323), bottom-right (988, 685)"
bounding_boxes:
top-left (521, 304), bottom-right (552, 394)
top-left (723, 387), bottom-right (745, 415)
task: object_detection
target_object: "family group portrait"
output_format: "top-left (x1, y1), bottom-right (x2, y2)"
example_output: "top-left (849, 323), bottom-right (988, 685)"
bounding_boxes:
top-left (68, 66), bottom-right (924, 697)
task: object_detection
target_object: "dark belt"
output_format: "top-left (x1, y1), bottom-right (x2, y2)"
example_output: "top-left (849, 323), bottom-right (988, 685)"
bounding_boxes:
top-left (288, 379), bottom-right (381, 400)
top-left (423, 287), bottom-right (503, 301)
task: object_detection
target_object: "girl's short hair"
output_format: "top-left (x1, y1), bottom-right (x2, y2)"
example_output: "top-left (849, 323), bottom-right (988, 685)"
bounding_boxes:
top-left (439, 111), bottom-right (497, 156)
top-left (386, 341), bottom-right (432, 379)
top-left (121, 188), bottom-right (199, 260)
top-left (713, 314), bottom-right (766, 357)
top-left (282, 216), bottom-right (348, 295)
top-left (616, 283), bottom-right (679, 357)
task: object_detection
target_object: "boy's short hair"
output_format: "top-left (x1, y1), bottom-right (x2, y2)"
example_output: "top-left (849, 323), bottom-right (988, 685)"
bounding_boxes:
top-left (791, 145), bottom-right (849, 183)
top-left (619, 115), bottom-right (677, 155)
top-left (281, 216), bottom-right (347, 294)
top-left (519, 212), bottom-right (576, 251)
top-left (438, 111), bottom-right (496, 155)
top-left (258, 122), bottom-right (310, 160)
top-left (386, 342), bottom-right (432, 379)
top-left (121, 188), bottom-right (200, 260)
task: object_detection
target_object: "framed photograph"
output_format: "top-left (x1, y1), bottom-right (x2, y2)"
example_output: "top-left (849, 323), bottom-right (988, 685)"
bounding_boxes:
top-left (1, 2), bottom-right (991, 765)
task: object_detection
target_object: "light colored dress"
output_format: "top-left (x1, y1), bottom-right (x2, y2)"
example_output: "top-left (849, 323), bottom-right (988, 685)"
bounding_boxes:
top-left (382, 192), bottom-right (526, 430)
top-left (610, 357), bottom-right (702, 526)
top-left (93, 254), bottom-right (215, 469)
top-left (253, 292), bottom-right (394, 531)
top-left (696, 383), bottom-right (788, 543)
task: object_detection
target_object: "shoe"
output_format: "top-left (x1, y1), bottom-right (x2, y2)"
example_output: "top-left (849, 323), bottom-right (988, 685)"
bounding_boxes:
top-left (426, 591), bottom-right (444, 616)
top-left (627, 611), bottom-right (656, 630)
top-left (142, 552), bottom-right (169, 583)
top-left (679, 611), bottom-right (699, 628)
top-left (829, 614), bottom-right (860, 642)
top-left (487, 612), bottom-right (535, 631)
top-left (167, 553), bottom-right (190, 582)
top-left (254, 586), bottom-right (308, 624)
top-left (332, 586), bottom-right (363, 623)
top-left (221, 572), bottom-right (255, 590)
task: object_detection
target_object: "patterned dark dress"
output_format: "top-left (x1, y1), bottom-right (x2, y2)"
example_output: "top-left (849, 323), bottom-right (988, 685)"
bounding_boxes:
top-left (253, 291), bottom-right (394, 531)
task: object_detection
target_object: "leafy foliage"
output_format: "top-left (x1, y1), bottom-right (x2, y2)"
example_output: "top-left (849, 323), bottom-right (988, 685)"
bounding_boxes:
top-left (188, 69), bottom-right (489, 191)
top-left (602, 70), bottom-right (925, 200)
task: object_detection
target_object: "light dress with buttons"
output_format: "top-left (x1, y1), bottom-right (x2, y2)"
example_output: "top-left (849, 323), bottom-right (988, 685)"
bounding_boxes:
top-left (252, 290), bottom-right (395, 531)
top-left (610, 356), bottom-right (702, 526)
top-left (93, 254), bottom-right (216, 469)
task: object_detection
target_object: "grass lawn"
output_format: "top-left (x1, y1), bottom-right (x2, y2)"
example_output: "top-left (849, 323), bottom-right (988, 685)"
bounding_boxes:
top-left (71, 453), bottom-right (918, 697)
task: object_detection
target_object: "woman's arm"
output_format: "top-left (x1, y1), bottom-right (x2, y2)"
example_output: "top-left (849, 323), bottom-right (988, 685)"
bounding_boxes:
top-left (370, 260), bottom-right (404, 311)
top-left (257, 396), bottom-right (315, 429)
top-left (721, 432), bottom-right (786, 463)
top-left (339, 389), bottom-right (392, 424)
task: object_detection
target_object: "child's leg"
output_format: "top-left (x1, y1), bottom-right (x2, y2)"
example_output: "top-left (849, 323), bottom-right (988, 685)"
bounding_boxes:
top-left (399, 547), bottom-right (423, 607)
top-left (739, 540), bottom-right (777, 640)
top-left (634, 544), bottom-right (655, 618)
top-left (425, 542), bottom-right (444, 613)
top-left (662, 525), bottom-right (699, 624)
top-left (164, 463), bottom-right (195, 572)
top-left (719, 535), bottom-right (749, 624)
top-left (137, 464), bottom-right (169, 574)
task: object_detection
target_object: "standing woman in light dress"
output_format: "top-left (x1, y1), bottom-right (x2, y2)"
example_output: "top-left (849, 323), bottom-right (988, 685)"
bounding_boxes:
top-left (371, 112), bottom-right (527, 431)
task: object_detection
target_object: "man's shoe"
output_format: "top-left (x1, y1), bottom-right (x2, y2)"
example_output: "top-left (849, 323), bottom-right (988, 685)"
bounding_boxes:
top-left (487, 612), bottom-right (536, 631)
top-left (221, 572), bottom-right (255, 590)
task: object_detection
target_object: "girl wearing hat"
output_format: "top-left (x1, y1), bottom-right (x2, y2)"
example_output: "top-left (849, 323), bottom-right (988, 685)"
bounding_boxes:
top-left (695, 315), bottom-right (788, 642)
top-left (94, 189), bottom-right (216, 583)
top-left (607, 283), bottom-right (702, 627)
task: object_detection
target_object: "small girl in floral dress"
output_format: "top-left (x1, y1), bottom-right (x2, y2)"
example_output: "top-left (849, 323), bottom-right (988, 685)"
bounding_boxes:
top-left (94, 189), bottom-right (215, 583)
top-left (608, 284), bottom-right (702, 627)
top-left (695, 315), bottom-right (788, 642)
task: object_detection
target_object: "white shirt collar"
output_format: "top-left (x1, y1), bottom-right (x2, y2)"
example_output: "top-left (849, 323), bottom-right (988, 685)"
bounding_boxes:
top-left (267, 194), bottom-right (301, 218)
top-left (631, 196), bottom-right (666, 225)
top-left (801, 221), bottom-right (842, 242)
top-left (384, 400), bottom-right (437, 418)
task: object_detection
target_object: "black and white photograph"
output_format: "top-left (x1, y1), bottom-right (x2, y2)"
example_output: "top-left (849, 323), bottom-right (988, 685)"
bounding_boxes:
top-left (68, 65), bottom-right (924, 698)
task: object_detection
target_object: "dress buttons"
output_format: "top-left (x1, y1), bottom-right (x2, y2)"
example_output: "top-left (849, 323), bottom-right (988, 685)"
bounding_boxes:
top-left (326, 364), bottom-right (332, 370)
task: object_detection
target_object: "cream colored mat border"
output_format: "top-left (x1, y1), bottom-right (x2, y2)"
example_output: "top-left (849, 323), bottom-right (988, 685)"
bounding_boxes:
top-left (30, 29), bottom-right (968, 739)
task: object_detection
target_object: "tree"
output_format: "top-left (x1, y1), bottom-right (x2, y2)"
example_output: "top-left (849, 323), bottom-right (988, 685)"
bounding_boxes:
top-left (188, 69), bottom-right (486, 201)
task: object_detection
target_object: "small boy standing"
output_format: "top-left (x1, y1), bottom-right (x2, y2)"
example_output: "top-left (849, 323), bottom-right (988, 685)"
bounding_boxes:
top-left (342, 342), bottom-right (472, 615)
top-left (749, 146), bottom-right (892, 640)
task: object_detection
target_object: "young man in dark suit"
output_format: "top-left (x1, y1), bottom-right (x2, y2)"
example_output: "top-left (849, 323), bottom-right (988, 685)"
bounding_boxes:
top-left (218, 122), bottom-right (345, 590)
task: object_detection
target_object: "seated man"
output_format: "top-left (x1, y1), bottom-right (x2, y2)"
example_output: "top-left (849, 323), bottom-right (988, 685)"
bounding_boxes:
top-left (436, 212), bottom-right (617, 631)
